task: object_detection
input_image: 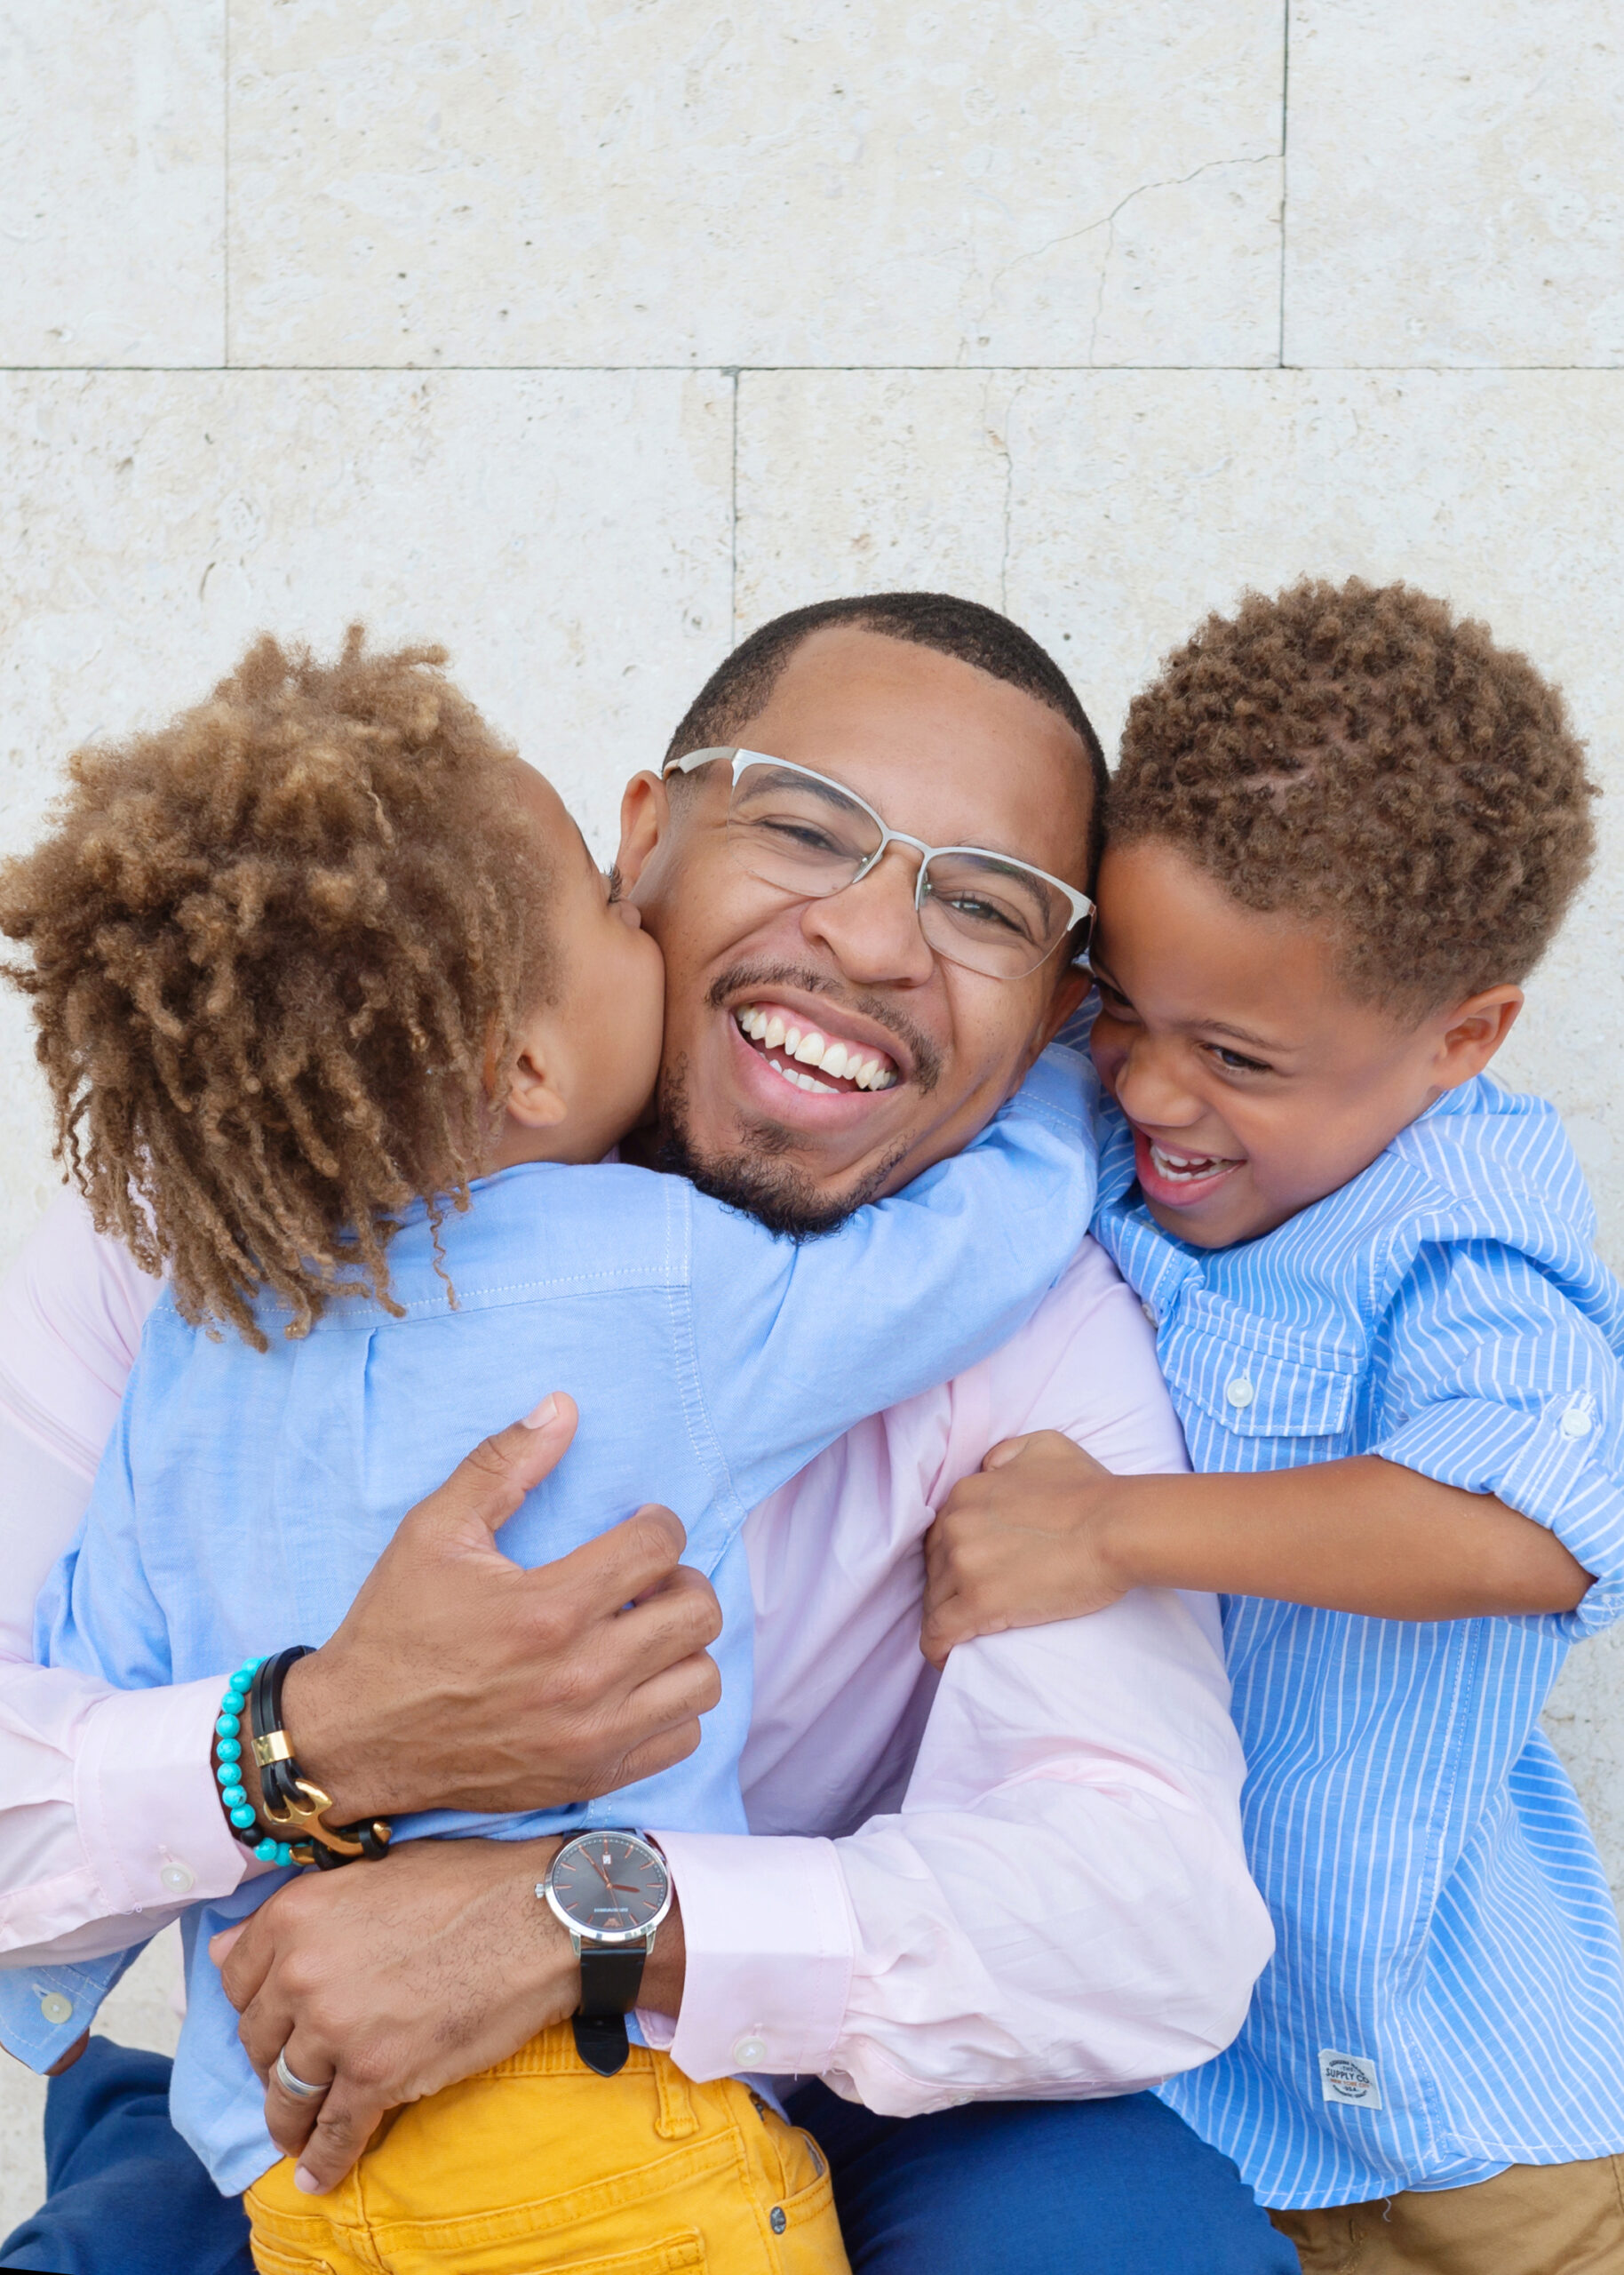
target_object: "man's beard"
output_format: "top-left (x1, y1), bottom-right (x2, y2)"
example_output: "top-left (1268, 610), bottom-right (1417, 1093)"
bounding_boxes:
top-left (657, 1058), bottom-right (910, 1239)
top-left (654, 960), bottom-right (941, 1239)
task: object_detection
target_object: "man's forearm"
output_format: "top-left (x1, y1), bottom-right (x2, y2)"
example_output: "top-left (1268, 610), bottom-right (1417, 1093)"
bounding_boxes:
top-left (1102, 1456), bottom-right (1591, 1617)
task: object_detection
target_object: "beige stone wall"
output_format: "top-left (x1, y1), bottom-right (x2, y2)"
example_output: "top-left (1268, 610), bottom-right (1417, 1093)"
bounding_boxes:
top-left (0, 6), bottom-right (1621, 2214)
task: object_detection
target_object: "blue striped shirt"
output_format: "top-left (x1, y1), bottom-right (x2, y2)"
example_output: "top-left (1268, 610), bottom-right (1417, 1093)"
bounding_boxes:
top-left (1091, 1070), bottom-right (1624, 2207)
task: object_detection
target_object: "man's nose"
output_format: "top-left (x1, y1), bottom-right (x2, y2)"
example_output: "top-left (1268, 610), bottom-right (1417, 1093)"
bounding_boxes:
top-left (799, 844), bottom-right (937, 987)
top-left (1112, 1034), bottom-right (1204, 1128)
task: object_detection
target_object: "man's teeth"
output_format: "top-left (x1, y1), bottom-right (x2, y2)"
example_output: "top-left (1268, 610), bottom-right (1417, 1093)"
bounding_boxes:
top-left (736, 1005), bottom-right (898, 1090)
top-left (1148, 1140), bottom-right (1236, 1183)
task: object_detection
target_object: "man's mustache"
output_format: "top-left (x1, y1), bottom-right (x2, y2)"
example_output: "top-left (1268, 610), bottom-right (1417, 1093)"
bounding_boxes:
top-left (704, 960), bottom-right (942, 1093)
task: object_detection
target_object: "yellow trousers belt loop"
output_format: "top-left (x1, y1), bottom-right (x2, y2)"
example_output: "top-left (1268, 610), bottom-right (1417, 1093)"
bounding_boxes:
top-left (652, 2054), bottom-right (698, 2140)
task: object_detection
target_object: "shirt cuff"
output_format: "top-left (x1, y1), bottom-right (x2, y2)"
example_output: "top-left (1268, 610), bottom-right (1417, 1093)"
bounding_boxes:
top-left (644, 1832), bottom-right (855, 2082)
top-left (1378, 1392), bottom-right (1624, 1632)
top-left (0, 1949), bottom-right (136, 2072)
top-left (76, 1673), bottom-right (250, 1917)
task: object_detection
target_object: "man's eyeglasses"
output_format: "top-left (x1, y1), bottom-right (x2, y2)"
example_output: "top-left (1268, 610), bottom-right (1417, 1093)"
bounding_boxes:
top-left (662, 747), bottom-right (1095, 984)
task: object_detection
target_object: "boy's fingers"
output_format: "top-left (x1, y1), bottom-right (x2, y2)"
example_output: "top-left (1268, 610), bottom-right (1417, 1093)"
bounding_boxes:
top-left (982, 1433), bottom-right (1033, 1472)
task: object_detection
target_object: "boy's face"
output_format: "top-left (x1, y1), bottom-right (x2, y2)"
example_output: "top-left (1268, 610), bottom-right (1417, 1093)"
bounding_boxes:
top-left (498, 764), bottom-right (667, 1167)
top-left (1089, 840), bottom-right (1522, 1250)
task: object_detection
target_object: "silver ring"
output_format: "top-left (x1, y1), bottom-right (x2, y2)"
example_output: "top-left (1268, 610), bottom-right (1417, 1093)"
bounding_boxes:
top-left (274, 2048), bottom-right (331, 2103)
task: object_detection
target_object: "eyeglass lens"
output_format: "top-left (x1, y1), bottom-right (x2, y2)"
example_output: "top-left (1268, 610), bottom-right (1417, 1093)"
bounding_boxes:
top-left (726, 763), bottom-right (1074, 980)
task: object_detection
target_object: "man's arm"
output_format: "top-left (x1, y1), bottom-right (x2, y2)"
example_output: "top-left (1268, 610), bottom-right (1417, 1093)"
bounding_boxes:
top-left (0, 1190), bottom-right (722, 1985)
top-left (653, 1592), bottom-right (1273, 2111)
top-left (657, 1242), bottom-right (1274, 2110)
top-left (921, 1441), bottom-right (1591, 1663)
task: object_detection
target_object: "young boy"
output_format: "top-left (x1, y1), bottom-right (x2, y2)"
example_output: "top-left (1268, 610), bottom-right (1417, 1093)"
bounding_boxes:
top-left (921, 578), bottom-right (1624, 2270)
top-left (2, 631), bottom-right (1099, 2273)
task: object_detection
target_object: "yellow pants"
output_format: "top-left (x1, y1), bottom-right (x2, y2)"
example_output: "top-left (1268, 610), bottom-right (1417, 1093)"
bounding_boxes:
top-left (245, 2024), bottom-right (851, 2275)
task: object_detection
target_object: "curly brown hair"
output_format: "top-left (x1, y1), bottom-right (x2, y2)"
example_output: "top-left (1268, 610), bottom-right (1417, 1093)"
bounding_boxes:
top-left (1110, 577), bottom-right (1597, 1009)
top-left (0, 630), bottom-right (552, 1345)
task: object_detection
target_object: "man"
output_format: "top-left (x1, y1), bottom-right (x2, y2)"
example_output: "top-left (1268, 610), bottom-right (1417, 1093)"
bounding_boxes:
top-left (0, 595), bottom-right (1289, 2273)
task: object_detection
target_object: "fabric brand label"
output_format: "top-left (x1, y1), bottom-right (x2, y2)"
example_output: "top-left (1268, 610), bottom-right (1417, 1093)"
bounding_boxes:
top-left (1318, 2049), bottom-right (1383, 2110)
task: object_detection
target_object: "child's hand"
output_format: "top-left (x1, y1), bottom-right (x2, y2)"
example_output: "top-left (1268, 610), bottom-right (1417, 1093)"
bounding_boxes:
top-left (920, 1432), bottom-right (1134, 1669)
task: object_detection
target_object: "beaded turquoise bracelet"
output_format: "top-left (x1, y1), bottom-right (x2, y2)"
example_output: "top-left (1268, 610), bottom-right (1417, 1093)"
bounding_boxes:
top-left (214, 1659), bottom-right (297, 1869)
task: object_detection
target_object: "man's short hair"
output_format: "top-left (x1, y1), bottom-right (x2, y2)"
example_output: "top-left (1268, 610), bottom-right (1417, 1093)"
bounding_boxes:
top-left (665, 592), bottom-right (1108, 882)
top-left (1111, 576), bottom-right (1598, 1010)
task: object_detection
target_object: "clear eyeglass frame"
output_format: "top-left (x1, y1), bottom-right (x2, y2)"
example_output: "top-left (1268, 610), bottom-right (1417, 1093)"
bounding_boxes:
top-left (663, 746), bottom-right (1095, 982)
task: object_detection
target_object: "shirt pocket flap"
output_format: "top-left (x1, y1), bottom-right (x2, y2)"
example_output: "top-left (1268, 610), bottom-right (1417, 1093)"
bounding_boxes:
top-left (1165, 1295), bottom-right (1362, 1441)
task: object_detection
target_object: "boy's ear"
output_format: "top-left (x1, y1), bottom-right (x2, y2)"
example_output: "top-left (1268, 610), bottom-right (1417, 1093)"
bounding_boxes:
top-left (502, 1015), bottom-right (571, 1131)
top-left (1433, 985), bottom-right (1524, 1089)
top-left (615, 771), bottom-right (671, 900)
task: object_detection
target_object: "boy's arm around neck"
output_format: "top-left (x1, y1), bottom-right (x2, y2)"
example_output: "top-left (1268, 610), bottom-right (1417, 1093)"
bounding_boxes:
top-left (923, 1445), bottom-right (1589, 1665)
top-left (688, 1048), bottom-right (1097, 1521)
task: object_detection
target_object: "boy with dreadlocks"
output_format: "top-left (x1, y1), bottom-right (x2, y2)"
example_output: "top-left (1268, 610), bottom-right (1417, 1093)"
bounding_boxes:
top-left (0, 630), bottom-right (1099, 2274)
top-left (922, 579), bottom-right (1624, 2271)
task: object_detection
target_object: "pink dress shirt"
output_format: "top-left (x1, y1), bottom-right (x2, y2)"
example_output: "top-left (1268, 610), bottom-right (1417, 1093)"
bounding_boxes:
top-left (0, 1187), bottom-right (1271, 2111)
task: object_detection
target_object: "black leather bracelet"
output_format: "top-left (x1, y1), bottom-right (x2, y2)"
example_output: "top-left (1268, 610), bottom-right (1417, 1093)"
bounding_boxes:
top-left (250, 1646), bottom-right (394, 1869)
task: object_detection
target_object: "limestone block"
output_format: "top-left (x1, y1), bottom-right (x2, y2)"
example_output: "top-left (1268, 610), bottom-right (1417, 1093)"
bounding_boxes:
top-left (1286, 1), bottom-right (1624, 366)
top-left (0, 1), bottom-right (224, 366)
top-left (228, 0), bottom-right (1283, 368)
top-left (0, 369), bottom-right (733, 1269)
top-left (737, 368), bottom-right (1624, 1264)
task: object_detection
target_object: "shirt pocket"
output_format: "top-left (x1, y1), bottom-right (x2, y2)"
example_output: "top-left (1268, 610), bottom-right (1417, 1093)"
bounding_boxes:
top-left (1161, 1291), bottom-right (1363, 1467)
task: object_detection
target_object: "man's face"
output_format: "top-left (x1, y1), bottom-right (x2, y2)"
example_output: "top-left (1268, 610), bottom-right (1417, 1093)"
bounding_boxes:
top-left (616, 625), bottom-right (1094, 1231)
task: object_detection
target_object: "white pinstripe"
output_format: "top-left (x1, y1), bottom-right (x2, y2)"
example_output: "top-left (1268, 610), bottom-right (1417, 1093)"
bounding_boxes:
top-left (1092, 1071), bottom-right (1624, 2209)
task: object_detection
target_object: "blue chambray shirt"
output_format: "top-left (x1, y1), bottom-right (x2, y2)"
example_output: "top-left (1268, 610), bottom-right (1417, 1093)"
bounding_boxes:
top-left (16, 1049), bottom-right (1095, 2195)
top-left (1090, 1069), bottom-right (1624, 2210)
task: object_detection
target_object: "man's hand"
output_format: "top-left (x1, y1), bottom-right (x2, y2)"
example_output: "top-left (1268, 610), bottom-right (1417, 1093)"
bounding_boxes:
top-left (272, 1393), bottom-right (723, 1822)
top-left (921, 1432), bottom-right (1133, 1669)
top-left (212, 1835), bottom-right (688, 2195)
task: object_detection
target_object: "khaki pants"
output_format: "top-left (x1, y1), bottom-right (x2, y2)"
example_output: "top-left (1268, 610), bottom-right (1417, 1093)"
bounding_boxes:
top-left (1271, 2155), bottom-right (1624, 2274)
top-left (245, 2023), bottom-right (849, 2275)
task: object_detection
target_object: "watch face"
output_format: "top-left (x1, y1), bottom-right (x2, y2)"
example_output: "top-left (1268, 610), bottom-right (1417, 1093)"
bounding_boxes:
top-left (548, 1833), bottom-right (670, 1940)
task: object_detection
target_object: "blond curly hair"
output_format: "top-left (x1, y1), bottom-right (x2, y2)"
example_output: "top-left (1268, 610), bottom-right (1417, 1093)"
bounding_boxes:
top-left (1110, 577), bottom-right (1597, 1008)
top-left (0, 631), bottom-right (552, 1345)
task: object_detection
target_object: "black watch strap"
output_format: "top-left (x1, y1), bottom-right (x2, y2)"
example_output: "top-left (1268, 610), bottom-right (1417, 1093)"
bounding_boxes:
top-left (573, 1944), bottom-right (649, 2077)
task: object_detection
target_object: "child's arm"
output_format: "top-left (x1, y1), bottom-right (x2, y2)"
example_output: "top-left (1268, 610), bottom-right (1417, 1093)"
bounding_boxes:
top-left (920, 1437), bottom-right (1590, 1665)
top-left (688, 1046), bottom-right (1096, 1519)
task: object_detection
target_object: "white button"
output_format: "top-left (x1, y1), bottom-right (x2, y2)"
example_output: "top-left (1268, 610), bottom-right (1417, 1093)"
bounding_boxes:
top-left (733, 2035), bottom-right (768, 2066)
top-left (1225, 1375), bottom-right (1254, 1409)
top-left (1141, 1301), bottom-right (1158, 1328)
top-left (159, 1860), bottom-right (195, 1895)
top-left (1560, 1403), bottom-right (1593, 1441)
top-left (39, 1992), bottom-right (74, 2025)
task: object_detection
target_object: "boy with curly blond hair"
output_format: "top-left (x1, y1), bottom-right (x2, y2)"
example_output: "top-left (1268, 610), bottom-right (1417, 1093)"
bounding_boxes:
top-left (924, 579), bottom-right (1624, 2271)
top-left (0, 630), bottom-right (1103, 2274)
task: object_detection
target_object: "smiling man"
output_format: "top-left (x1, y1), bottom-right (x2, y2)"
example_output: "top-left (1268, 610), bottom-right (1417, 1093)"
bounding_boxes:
top-left (0, 595), bottom-right (1290, 2275)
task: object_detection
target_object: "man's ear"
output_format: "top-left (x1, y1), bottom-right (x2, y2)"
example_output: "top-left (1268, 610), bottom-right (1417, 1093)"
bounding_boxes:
top-left (1036, 963), bottom-right (1093, 1051)
top-left (1433, 984), bottom-right (1524, 1090)
top-left (616, 771), bottom-right (672, 902)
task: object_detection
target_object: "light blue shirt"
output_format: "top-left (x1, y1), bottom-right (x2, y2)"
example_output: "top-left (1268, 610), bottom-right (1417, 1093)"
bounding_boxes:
top-left (26, 1048), bottom-right (1095, 2194)
top-left (1091, 1070), bottom-right (1624, 2208)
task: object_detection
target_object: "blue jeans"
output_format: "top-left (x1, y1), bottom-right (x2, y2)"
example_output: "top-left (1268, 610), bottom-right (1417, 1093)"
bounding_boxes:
top-left (784, 2078), bottom-right (1299, 2275)
top-left (0, 2041), bottom-right (1296, 2275)
top-left (0, 2039), bottom-right (253, 2275)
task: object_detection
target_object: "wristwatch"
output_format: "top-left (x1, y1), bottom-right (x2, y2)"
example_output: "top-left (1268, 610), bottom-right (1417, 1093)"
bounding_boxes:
top-left (542, 1830), bottom-right (673, 2077)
